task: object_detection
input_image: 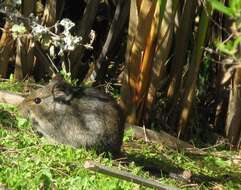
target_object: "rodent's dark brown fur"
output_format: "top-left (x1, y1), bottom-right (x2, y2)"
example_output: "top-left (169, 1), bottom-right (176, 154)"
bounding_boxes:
top-left (20, 80), bottom-right (125, 156)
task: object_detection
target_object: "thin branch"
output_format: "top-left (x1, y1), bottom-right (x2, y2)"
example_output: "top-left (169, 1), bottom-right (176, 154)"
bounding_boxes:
top-left (84, 160), bottom-right (180, 190)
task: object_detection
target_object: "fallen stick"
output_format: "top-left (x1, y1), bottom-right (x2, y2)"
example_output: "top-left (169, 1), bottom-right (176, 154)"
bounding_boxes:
top-left (126, 124), bottom-right (194, 149)
top-left (0, 90), bottom-right (25, 105)
top-left (84, 161), bottom-right (180, 190)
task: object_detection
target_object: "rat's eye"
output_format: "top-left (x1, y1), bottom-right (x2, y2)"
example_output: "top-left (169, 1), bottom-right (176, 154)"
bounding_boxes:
top-left (34, 97), bottom-right (41, 104)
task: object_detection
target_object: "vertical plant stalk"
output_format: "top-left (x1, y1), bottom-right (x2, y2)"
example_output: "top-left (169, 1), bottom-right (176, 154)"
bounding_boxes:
top-left (213, 1), bottom-right (228, 130)
top-left (121, 0), bottom-right (163, 124)
top-left (225, 68), bottom-right (241, 149)
top-left (135, 0), bottom-right (161, 123)
top-left (120, 0), bottom-right (139, 123)
top-left (14, 36), bottom-right (35, 80)
top-left (225, 18), bottom-right (241, 148)
top-left (13, 0), bottom-right (35, 80)
top-left (14, 38), bottom-right (24, 80)
top-left (0, 21), bottom-right (13, 78)
top-left (146, 0), bottom-right (177, 121)
top-left (167, 0), bottom-right (197, 108)
top-left (177, 3), bottom-right (212, 138)
top-left (71, 0), bottom-right (99, 78)
top-left (89, 0), bottom-right (129, 84)
top-left (42, 0), bottom-right (57, 26)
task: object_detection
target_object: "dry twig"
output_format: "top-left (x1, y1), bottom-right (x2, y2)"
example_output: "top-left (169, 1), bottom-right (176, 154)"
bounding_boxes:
top-left (84, 160), bottom-right (180, 190)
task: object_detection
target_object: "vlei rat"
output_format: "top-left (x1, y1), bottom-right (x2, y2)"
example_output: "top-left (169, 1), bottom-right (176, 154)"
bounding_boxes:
top-left (19, 78), bottom-right (125, 156)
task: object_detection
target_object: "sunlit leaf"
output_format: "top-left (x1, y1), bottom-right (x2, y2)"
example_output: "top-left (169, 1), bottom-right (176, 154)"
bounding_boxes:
top-left (208, 0), bottom-right (235, 17)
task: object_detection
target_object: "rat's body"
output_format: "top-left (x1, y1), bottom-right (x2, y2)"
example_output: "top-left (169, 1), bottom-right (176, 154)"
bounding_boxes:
top-left (19, 81), bottom-right (124, 155)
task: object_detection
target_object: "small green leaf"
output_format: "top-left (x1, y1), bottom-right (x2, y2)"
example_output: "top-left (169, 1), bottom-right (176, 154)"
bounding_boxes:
top-left (216, 41), bottom-right (237, 55)
top-left (123, 128), bottom-right (134, 142)
top-left (229, 0), bottom-right (241, 15)
top-left (208, 0), bottom-right (235, 17)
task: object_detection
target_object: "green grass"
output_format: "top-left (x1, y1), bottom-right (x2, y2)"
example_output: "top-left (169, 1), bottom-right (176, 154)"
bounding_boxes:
top-left (0, 81), bottom-right (240, 190)
top-left (0, 80), bottom-right (23, 93)
top-left (0, 110), bottom-right (139, 189)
